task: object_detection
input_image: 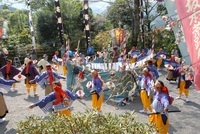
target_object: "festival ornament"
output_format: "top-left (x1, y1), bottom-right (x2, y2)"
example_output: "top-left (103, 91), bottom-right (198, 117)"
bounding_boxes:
top-left (13, 73), bottom-right (26, 81)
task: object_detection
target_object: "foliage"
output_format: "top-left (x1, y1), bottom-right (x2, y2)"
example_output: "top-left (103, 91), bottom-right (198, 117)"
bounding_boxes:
top-left (92, 30), bottom-right (111, 49)
top-left (17, 110), bottom-right (156, 134)
top-left (106, 0), bottom-right (133, 28)
top-left (149, 28), bottom-right (177, 56)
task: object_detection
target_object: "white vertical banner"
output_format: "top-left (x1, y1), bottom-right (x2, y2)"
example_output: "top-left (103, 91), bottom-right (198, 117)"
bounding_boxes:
top-left (27, 0), bottom-right (36, 49)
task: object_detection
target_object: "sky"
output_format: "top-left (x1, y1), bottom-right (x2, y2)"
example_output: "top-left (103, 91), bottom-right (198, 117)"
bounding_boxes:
top-left (1, 0), bottom-right (110, 14)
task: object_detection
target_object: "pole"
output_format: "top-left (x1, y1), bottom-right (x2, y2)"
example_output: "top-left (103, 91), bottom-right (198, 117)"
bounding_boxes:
top-left (27, 0), bottom-right (36, 49)
top-left (54, 0), bottom-right (65, 46)
top-left (83, 0), bottom-right (90, 52)
top-left (140, 0), bottom-right (145, 49)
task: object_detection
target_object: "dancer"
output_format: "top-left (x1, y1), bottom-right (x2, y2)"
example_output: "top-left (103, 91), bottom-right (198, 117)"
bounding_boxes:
top-left (149, 80), bottom-right (169, 134)
top-left (0, 59), bottom-right (21, 91)
top-left (21, 60), bottom-right (40, 97)
top-left (138, 67), bottom-right (153, 113)
top-left (29, 82), bottom-right (83, 116)
top-left (29, 64), bottom-right (66, 96)
top-left (52, 51), bottom-right (60, 68)
top-left (62, 51), bottom-right (68, 76)
top-left (66, 51), bottom-right (80, 90)
top-left (137, 49), bottom-right (147, 61)
top-left (128, 46), bottom-right (140, 63)
top-left (86, 70), bottom-right (104, 112)
top-left (37, 54), bottom-right (49, 73)
top-left (0, 78), bottom-right (18, 123)
top-left (154, 48), bottom-right (167, 70)
top-left (176, 67), bottom-right (192, 102)
top-left (147, 60), bottom-right (159, 81)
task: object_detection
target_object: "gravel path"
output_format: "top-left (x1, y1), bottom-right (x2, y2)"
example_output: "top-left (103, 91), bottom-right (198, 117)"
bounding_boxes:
top-left (0, 68), bottom-right (200, 134)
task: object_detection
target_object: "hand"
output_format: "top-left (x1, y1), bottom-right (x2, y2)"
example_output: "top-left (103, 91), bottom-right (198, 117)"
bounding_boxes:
top-left (61, 76), bottom-right (66, 79)
top-left (164, 107), bottom-right (168, 112)
top-left (29, 104), bottom-right (36, 109)
top-left (29, 80), bottom-right (35, 84)
top-left (14, 79), bottom-right (20, 83)
top-left (78, 96), bottom-right (83, 100)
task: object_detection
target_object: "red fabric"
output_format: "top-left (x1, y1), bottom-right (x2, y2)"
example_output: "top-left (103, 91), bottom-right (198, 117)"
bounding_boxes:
top-left (26, 61), bottom-right (33, 74)
top-left (6, 61), bottom-right (11, 73)
top-left (162, 86), bottom-right (169, 95)
top-left (78, 71), bottom-right (84, 79)
top-left (175, 0), bottom-right (200, 90)
top-left (53, 84), bottom-right (69, 105)
top-left (46, 66), bottom-right (53, 85)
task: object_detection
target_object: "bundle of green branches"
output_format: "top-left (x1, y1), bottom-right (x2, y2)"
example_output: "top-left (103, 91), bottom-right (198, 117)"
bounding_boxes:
top-left (17, 110), bottom-right (156, 134)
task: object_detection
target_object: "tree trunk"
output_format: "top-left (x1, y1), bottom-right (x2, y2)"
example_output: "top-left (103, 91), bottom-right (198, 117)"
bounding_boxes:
top-left (132, 0), bottom-right (140, 47)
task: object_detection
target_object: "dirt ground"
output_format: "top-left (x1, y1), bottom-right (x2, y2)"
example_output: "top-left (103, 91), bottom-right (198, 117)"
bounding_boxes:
top-left (0, 67), bottom-right (200, 134)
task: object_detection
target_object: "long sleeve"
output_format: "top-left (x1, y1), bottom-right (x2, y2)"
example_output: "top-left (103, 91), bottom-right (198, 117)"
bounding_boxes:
top-left (92, 78), bottom-right (102, 94)
top-left (66, 90), bottom-right (79, 100)
top-left (161, 94), bottom-right (169, 108)
top-left (35, 93), bottom-right (56, 108)
top-left (0, 78), bottom-right (16, 90)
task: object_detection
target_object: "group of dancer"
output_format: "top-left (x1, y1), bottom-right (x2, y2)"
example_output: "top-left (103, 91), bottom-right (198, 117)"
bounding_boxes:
top-left (0, 46), bottom-right (194, 134)
top-left (92, 45), bottom-right (193, 134)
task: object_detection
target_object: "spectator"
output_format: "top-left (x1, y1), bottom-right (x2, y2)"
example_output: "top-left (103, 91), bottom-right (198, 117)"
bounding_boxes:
top-left (30, 46), bottom-right (36, 60)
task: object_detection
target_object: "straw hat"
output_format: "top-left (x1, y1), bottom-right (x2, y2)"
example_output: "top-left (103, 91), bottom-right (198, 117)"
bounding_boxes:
top-left (13, 73), bottom-right (26, 81)
top-left (91, 69), bottom-right (98, 76)
top-left (2, 48), bottom-right (8, 54)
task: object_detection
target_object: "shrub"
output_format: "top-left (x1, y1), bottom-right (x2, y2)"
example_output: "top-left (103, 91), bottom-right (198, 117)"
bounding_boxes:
top-left (17, 110), bottom-right (156, 134)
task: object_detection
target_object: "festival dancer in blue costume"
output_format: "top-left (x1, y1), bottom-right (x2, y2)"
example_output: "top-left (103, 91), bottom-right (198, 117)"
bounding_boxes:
top-left (128, 46), bottom-right (140, 63)
top-left (138, 67), bottom-right (153, 113)
top-left (86, 69), bottom-right (104, 112)
top-left (149, 80), bottom-right (169, 134)
top-left (137, 49), bottom-right (147, 61)
top-left (154, 48), bottom-right (167, 70)
top-left (163, 55), bottom-right (181, 68)
top-left (147, 60), bottom-right (159, 81)
top-left (0, 78), bottom-right (18, 123)
top-left (29, 82), bottom-right (83, 116)
top-left (29, 64), bottom-right (66, 96)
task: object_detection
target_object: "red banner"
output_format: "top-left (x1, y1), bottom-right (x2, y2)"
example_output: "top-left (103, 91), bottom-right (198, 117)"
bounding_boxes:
top-left (175, 0), bottom-right (200, 91)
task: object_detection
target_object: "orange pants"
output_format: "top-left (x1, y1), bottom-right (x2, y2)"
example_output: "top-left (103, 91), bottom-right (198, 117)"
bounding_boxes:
top-left (157, 59), bottom-right (162, 68)
top-left (149, 114), bottom-right (169, 134)
top-left (26, 83), bottom-right (37, 95)
top-left (140, 90), bottom-right (152, 111)
top-left (178, 81), bottom-right (189, 97)
top-left (91, 93), bottom-right (104, 112)
top-left (57, 109), bottom-right (71, 116)
top-left (62, 65), bottom-right (68, 76)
